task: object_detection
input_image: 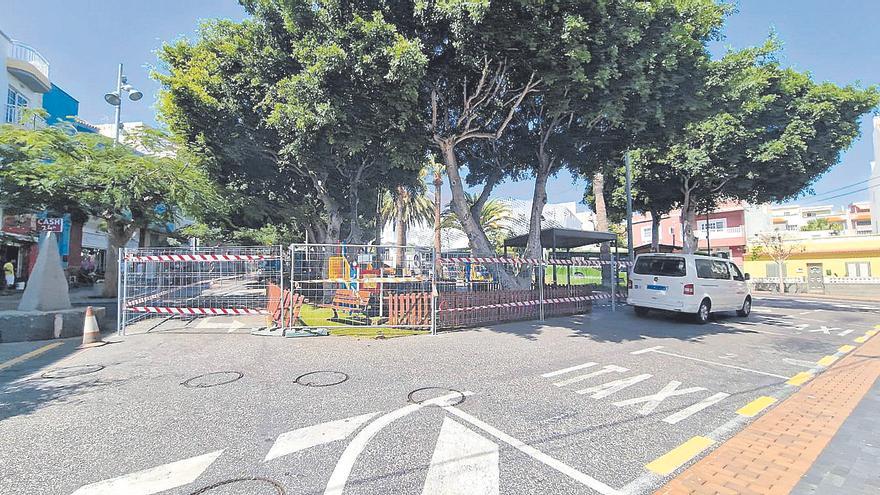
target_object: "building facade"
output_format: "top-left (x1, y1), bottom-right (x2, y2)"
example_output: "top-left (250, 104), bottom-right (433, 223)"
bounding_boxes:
top-left (871, 116), bottom-right (880, 233)
top-left (631, 202), bottom-right (749, 264)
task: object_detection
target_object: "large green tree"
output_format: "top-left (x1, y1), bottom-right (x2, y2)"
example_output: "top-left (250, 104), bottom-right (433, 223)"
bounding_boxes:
top-left (634, 42), bottom-right (879, 253)
top-left (156, 0), bottom-right (427, 243)
top-left (0, 124), bottom-right (219, 296)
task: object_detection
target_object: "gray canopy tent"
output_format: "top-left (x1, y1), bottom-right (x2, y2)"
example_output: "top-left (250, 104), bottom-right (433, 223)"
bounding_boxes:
top-left (503, 228), bottom-right (622, 310)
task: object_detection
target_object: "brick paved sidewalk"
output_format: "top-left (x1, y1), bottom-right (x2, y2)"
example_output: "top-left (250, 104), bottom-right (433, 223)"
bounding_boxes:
top-left (655, 329), bottom-right (880, 495)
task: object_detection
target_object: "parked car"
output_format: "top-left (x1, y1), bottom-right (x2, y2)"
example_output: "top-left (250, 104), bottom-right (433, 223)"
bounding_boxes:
top-left (627, 253), bottom-right (751, 324)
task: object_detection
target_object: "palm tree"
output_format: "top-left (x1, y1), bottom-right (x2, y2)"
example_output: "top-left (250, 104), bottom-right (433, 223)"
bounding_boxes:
top-left (381, 176), bottom-right (433, 269)
top-left (441, 192), bottom-right (512, 251)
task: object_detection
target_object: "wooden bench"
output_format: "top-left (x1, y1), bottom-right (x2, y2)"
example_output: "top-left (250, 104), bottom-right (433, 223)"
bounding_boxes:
top-left (267, 283), bottom-right (305, 327)
top-left (320, 289), bottom-right (372, 323)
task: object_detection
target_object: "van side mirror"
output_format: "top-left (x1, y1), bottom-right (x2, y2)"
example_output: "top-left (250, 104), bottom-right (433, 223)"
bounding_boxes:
top-left (744, 273), bottom-right (751, 281)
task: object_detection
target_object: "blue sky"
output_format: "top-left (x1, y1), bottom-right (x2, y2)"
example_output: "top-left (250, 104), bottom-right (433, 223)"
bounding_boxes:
top-left (3, 1), bottom-right (878, 210)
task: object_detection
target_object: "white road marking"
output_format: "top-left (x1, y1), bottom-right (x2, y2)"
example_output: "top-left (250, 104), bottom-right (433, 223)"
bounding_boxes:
top-left (662, 393), bottom-right (730, 425)
top-left (70, 450), bottom-right (223, 495)
top-left (444, 407), bottom-right (621, 495)
top-left (808, 326), bottom-right (838, 334)
top-left (838, 329), bottom-right (854, 337)
top-left (542, 362), bottom-right (597, 378)
top-left (630, 346), bottom-right (664, 355)
top-left (640, 348), bottom-right (789, 379)
top-left (613, 381), bottom-right (706, 415)
top-left (264, 412), bottom-right (378, 461)
top-left (576, 374), bottom-right (653, 399)
top-left (421, 418), bottom-right (499, 495)
top-left (324, 391), bottom-right (471, 495)
top-left (554, 365), bottom-right (628, 387)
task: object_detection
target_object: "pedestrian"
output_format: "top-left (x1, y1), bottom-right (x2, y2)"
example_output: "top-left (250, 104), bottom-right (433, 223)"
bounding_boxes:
top-left (3, 258), bottom-right (15, 290)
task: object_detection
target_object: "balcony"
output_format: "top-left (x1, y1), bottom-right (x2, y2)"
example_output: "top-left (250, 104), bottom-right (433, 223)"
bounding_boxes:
top-left (3, 104), bottom-right (47, 129)
top-left (6, 40), bottom-right (51, 93)
top-left (695, 225), bottom-right (744, 240)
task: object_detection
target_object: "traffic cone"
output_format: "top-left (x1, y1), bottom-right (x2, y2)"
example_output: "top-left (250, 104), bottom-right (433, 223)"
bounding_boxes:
top-left (79, 306), bottom-right (106, 348)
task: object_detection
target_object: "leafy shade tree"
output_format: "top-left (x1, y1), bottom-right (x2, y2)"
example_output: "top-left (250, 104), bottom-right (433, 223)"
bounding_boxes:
top-left (801, 218), bottom-right (843, 232)
top-left (156, 1), bottom-right (427, 243)
top-left (749, 232), bottom-right (805, 293)
top-left (0, 124), bottom-right (219, 297)
top-left (636, 42), bottom-right (879, 253)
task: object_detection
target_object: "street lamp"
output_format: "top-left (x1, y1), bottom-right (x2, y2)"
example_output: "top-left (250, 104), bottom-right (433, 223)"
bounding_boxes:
top-left (103, 63), bottom-right (142, 144)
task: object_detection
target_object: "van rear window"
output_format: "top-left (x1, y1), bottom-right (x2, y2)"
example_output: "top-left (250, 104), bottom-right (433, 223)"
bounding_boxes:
top-left (633, 256), bottom-right (686, 277)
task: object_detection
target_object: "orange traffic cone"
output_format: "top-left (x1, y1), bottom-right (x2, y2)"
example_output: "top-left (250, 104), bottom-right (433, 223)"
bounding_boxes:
top-left (79, 306), bottom-right (106, 348)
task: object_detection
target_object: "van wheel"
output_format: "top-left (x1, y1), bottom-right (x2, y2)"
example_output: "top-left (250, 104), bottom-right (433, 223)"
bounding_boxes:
top-left (737, 297), bottom-right (751, 317)
top-left (695, 299), bottom-right (711, 324)
top-left (634, 306), bottom-right (649, 317)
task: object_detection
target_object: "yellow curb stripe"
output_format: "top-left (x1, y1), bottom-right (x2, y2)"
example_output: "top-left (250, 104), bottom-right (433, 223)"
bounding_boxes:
top-left (646, 436), bottom-right (714, 475)
top-left (0, 342), bottom-right (64, 371)
top-left (867, 330), bottom-right (878, 336)
top-left (787, 372), bottom-right (813, 386)
top-left (736, 396), bottom-right (777, 417)
top-left (855, 335), bottom-right (868, 343)
top-left (838, 345), bottom-right (856, 353)
top-left (817, 355), bottom-right (838, 367)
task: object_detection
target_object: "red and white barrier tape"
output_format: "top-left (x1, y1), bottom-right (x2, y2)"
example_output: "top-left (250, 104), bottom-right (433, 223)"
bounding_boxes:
top-left (125, 254), bottom-right (277, 262)
top-left (440, 293), bottom-right (611, 312)
top-left (128, 306), bottom-right (267, 315)
top-left (440, 257), bottom-right (631, 267)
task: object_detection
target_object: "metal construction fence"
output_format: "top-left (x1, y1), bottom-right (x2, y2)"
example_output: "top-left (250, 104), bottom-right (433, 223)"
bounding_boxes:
top-left (118, 245), bottom-right (284, 335)
top-left (118, 244), bottom-right (629, 336)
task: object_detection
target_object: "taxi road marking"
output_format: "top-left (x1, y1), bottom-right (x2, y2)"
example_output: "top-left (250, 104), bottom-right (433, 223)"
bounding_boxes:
top-left (645, 436), bottom-right (714, 476)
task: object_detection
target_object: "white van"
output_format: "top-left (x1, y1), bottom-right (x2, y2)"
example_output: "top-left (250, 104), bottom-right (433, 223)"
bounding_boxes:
top-left (627, 253), bottom-right (751, 324)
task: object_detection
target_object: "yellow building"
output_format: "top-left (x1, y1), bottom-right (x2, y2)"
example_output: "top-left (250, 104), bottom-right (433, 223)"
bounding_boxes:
top-left (744, 234), bottom-right (880, 288)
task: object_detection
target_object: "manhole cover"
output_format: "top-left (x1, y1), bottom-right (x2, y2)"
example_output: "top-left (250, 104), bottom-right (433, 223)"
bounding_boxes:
top-left (181, 371), bottom-right (244, 388)
top-left (189, 477), bottom-right (285, 495)
top-left (407, 387), bottom-right (466, 407)
top-left (41, 365), bottom-right (105, 379)
top-left (294, 371), bottom-right (349, 387)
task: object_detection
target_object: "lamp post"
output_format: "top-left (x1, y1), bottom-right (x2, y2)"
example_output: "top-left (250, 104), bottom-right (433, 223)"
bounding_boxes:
top-left (624, 152), bottom-right (634, 261)
top-left (103, 63), bottom-right (143, 144)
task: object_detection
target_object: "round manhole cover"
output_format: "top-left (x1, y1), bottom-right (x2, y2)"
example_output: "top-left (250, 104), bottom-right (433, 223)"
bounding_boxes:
top-left (407, 387), bottom-right (466, 407)
top-left (181, 371), bottom-right (243, 389)
top-left (189, 477), bottom-right (285, 495)
top-left (294, 371), bottom-right (349, 387)
top-left (41, 365), bottom-right (105, 379)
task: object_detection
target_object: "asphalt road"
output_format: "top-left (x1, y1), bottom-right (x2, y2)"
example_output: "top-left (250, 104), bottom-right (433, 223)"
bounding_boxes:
top-left (1, 295), bottom-right (878, 495)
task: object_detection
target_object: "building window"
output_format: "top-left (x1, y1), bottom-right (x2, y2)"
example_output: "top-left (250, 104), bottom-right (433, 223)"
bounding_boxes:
top-left (697, 218), bottom-right (727, 232)
top-left (845, 262), bottom-right (871, 278)
top-left (766, 262), bottom-right (787, 278)
top-left (6, 87), bottom-right (29, 124)
top-left (640, 226), bottom-right (652, 242)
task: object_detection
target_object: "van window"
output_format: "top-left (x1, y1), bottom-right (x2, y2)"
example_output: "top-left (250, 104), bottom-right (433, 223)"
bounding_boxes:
top-left (633, 256), bottom-right (686, 277)
top-left (695, 259), bottom-right (731, 280)
top-left (730, 263), bottom-right (744, 281)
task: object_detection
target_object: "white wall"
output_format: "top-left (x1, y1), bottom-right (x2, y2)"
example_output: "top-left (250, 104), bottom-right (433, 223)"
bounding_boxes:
top-left (1, 30), bottom-right (11, 119)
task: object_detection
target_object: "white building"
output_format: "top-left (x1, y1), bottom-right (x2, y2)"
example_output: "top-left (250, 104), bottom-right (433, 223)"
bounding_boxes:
top-left (382, 198), bottom-right (594, 251)
top-left (871, 116), bottom-right (880, 234)
top-left (2, 29), bottom-right (50, 128)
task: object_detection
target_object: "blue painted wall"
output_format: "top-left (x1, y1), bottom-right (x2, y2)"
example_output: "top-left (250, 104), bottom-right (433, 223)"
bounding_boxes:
top-left (41, 84), bottom-right (78, 125)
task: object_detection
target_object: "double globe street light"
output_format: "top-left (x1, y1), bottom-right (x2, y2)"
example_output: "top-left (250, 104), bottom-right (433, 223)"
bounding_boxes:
top-left (103, 63), bottom-right (142, 144)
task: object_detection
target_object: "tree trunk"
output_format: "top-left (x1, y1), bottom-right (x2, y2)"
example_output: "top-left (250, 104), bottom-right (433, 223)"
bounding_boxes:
top-left (439, 141), bottom-right (522, 288)
top-left (777, 261), bottom-right (785, 293)
top-left (650, 210), bottom-right (662, 253)
top-left (593, 171), bottom-right (612, 285)
top-left (103, 222), bottom-right (136, 298)
top-left (433, 173), bottom-right (442, 275)
top-left (375, 188), bottom-right (383, 246)
top-left (525, 158), bottom-right (550, 261)
top-left (395, 189), bottom-right (407, 272)
top-left (680, 188), bottom-right (698, 254)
